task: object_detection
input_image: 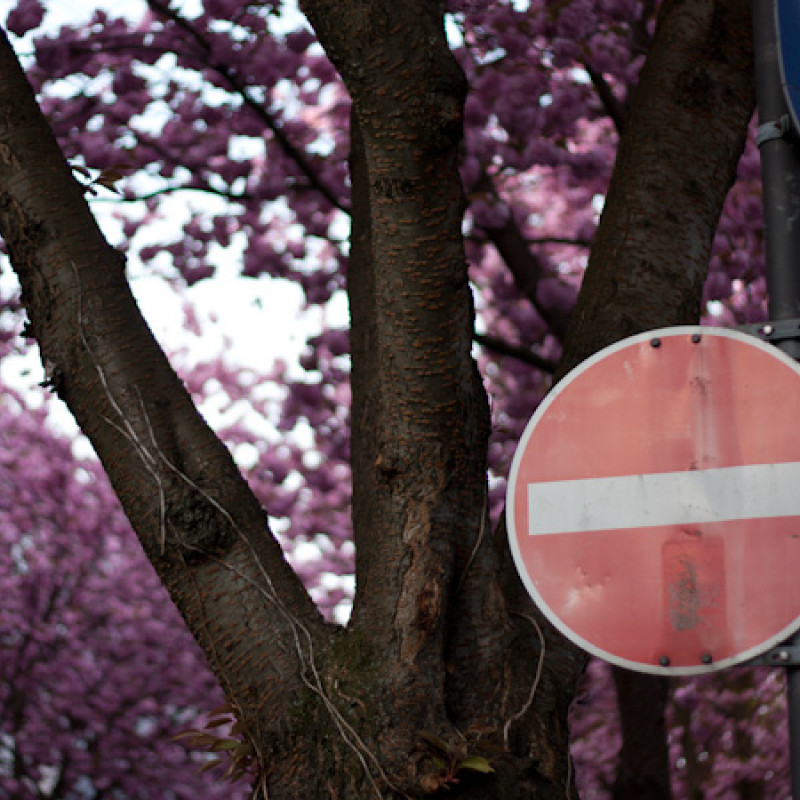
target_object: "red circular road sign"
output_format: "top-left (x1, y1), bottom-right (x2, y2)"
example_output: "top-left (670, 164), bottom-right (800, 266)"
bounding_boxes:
top-left (507, 326), bottom-right (800, 675)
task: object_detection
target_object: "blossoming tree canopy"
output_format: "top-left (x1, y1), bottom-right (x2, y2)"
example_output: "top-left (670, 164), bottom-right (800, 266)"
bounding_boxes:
top-left (0, 389), bottom-right (248, 799)
top-left (1, 0), bottom-right (766, 523)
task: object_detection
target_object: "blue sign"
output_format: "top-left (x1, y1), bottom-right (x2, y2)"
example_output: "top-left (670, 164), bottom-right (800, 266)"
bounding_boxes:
top-left (777, 0), bottom-right (800, 134)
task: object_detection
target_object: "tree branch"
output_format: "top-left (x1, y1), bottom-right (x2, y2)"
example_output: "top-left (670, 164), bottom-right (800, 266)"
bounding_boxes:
top-left (584, 62), bottom-right (627, 135)
top-left (145, 0), bottom-right (349, 213)
top-left (473, 331), bottom-right (557, 373)
top-left (471, 171), bottom-right (574, 341)
top-left (557, 0), bottom-right (755, 380)
top-left (0, 25), bottom-right (330, 769)
top-left (632, 0), bottom-right (658, 57)
top-left (301, 0), bottom-right (512, 764)
top-left (114, 183), bottom-right (252, 204)
top-left (526, 236), bottom-right (592, 247)
top-left (482, 222), bottom-right (572, 340)
top-left (300, 5), bottom-right (581, 793)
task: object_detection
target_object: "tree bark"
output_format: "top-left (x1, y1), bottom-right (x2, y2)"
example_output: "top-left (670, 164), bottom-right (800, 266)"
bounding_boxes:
top-left (557, 0), bottom-right (755, 378)
top-left (0, 22), bottom-right (331, 794)
top-left (611, 669), bottom-right (672, 800)
top-left (301, 2), bottom-right (584, 794)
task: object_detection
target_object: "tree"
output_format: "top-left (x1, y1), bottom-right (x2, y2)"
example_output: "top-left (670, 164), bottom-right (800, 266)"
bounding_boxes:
top-left (0, 0), bottom-right (765, 798)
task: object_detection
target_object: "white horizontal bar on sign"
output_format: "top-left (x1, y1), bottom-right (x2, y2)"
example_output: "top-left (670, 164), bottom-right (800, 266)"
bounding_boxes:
top-left (528, 461), bottom-right (800, 535)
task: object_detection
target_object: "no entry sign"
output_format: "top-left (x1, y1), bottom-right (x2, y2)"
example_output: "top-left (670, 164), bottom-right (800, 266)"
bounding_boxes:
top-left (506, 326), bottom-right (800, 675)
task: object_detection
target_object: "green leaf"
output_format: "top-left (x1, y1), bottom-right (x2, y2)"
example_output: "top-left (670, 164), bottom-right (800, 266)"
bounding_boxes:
top-left (171, 729), bottom-right (199, 741)
top-left (172, 729), bottom-right (218, 746)
top-left (233, 742), bottom-right (255, 759)
top-left (199, 758), bottom-right (223, 774)
top-left (204, 716), bottom-right (233, 729)
top-left (207, 702), bottom-right (236, 717)
top-left (210, 738), bottom-right (241, 752)
top-left (457, 756), bottom-right (494, 774)
top-left (94, 162), bottom-right (134, 192)
top-left (224, 763), bottom-right (246, 782)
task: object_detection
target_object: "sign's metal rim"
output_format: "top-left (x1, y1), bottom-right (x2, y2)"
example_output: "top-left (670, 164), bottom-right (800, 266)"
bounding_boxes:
top-left (506, 325), bottom-right (800, 676)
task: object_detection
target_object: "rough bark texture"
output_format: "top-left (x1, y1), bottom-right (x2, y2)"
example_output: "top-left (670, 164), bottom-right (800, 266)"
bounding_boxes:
top-left (0, 0), bottom-right (756, 797)
top-left (611, 669), bottom-right (672, 800)
top-left (0, 22), bottom-right (329, 789)
top-left (300, 2), bottom-right (584, 795)
top-left (558, 0), bottom-right (755, 379)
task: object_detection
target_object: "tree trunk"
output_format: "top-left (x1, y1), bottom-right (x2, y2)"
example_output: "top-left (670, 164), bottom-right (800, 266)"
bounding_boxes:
top-left (0, 0), bottom-right (755, 796)
top-left (558, 0), bottom-right (755, 378)
top-left (612, 669), bottom-right (672, 800)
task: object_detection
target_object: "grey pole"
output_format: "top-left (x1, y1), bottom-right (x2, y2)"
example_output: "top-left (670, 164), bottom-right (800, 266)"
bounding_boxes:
top-left (753, 2), bottom-right (800, 797)
top-left (753, 0), bottom-right (800, 352)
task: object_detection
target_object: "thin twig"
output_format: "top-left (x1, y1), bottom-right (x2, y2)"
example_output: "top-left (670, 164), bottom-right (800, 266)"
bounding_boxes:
top-left (474, 331), bottom-right (557, 373)
top-left (145, 0), bottom-right (348, 213)
top-left (583, 62), bottom-right (626, 135)
top-left (503, 612), bottom-right (546, 748)
top-left (455, 488), bottom-right (488, 597)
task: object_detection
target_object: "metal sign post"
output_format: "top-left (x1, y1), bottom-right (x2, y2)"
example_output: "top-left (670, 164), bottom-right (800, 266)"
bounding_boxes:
top-left (755, 0), bottom-right (800, 354)
top-left (752, 1), bottom-right (800, 796)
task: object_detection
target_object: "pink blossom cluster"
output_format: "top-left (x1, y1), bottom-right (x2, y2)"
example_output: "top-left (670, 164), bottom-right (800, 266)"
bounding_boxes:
top-left (0, 390), bottom-right (247, 798)
top-left (569, 661), bottom-right (789, 799)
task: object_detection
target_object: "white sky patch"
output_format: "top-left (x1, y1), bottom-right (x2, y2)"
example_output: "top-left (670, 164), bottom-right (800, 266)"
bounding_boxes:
top-left (0, 0), bottom-right (350, 430)
top-left (1, 0), bottom-right (145, 37)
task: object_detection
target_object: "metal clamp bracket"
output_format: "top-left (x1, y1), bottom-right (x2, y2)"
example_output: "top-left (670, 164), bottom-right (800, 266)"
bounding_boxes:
top-left (757, 114), bottom-right (795, 146)
top-left (739, 318), bottom-right (800, 343)
top-left (742, 645), bottom-right (800, 667)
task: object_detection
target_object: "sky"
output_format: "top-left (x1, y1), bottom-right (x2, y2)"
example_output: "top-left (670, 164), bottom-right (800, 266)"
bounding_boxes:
top-left (0, 0), bottom-right (344, 435)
